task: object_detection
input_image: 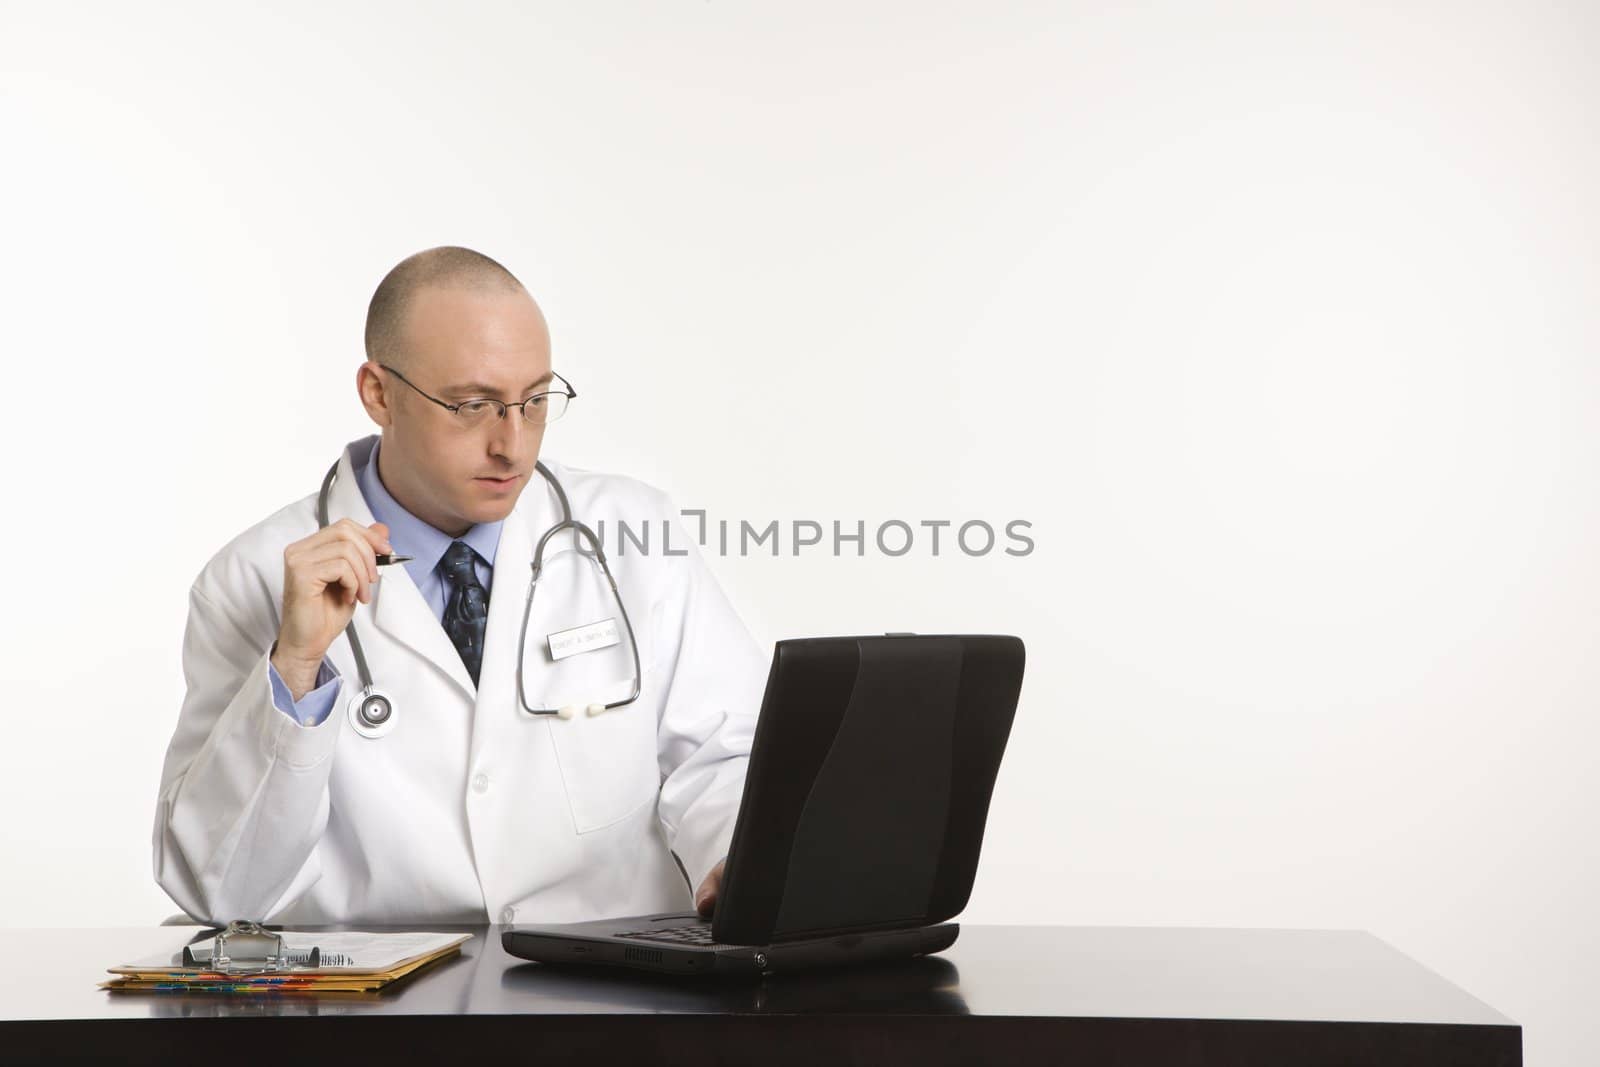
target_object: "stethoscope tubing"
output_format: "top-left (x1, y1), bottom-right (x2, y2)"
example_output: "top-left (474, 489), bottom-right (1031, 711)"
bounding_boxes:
top-left (317, 454), bottom-right (643, 735)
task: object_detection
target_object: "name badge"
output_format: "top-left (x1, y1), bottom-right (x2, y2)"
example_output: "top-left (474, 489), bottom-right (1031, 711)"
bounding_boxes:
top-left (547, 617), bottom-right (621, 661)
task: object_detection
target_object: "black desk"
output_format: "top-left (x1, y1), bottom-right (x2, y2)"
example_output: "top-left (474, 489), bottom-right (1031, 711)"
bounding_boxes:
top-left (0, 924), bottom-right (1519, 1065)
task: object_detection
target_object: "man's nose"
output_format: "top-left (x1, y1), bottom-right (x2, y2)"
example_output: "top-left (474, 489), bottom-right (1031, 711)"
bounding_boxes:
top-left (487, 408), bottom-right (531, 458)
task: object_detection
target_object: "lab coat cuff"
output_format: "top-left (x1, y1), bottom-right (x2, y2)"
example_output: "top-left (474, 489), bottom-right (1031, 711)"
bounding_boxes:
top-left (268, 658), bottom-right (342, 727)
top-left (256, 653), bottom-right (344, 769)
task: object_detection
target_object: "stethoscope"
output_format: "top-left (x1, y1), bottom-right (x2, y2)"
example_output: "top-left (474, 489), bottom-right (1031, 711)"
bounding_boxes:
top-left (317, 457), bottom-right (643, 739)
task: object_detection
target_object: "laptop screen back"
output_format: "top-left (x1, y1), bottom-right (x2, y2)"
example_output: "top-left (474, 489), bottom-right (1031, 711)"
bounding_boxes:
top-left (711, 634), bottom-right (1024, 945)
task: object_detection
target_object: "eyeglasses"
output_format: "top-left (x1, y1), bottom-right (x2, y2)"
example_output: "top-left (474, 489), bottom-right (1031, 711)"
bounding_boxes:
top-left (379, 364), bottom-right (576, 427)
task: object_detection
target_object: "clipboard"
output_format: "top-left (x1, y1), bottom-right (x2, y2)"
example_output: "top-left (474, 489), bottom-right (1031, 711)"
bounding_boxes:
top-left (103, 922), bottom-right (473, 993)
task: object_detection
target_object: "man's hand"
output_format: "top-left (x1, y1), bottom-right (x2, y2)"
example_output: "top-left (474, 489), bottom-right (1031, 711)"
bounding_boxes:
top-left (272, 519), bottom-right (391, 700)
top-left (694, 859), bottom-right (726, 917)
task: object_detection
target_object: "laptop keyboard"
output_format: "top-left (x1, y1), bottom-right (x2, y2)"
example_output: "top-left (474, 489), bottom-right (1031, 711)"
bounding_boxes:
top-left (615, 922), bottom-right (719, 946)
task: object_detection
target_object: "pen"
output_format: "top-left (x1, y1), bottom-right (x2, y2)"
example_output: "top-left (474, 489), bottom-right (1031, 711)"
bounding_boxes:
top-left (375, 554), bottom-right (413, 566)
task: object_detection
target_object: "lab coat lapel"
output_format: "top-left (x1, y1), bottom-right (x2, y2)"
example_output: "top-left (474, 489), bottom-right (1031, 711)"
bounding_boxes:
top-left (328, 445), bottom-right (477, 700)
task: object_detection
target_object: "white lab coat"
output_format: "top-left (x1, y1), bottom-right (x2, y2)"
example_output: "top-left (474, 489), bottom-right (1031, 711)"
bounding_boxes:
top-left (152, 434), bottom-right (767, 926)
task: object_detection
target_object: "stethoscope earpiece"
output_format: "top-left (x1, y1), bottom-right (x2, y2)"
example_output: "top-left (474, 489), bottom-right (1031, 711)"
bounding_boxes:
top-left (552, 702), bottom-right (619, 721)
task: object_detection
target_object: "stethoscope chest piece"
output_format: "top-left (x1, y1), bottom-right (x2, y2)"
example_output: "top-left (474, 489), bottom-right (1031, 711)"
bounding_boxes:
top-left (348, 686), bottom-right (398, 739)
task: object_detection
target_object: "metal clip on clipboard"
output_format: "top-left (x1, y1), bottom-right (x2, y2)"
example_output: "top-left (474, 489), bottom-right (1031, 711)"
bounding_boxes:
top-left (180, 920), bottom-right (321, 974)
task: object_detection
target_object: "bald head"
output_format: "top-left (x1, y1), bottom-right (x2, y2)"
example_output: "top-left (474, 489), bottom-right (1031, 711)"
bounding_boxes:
top-left (364, 246), bottom-right (526, 371)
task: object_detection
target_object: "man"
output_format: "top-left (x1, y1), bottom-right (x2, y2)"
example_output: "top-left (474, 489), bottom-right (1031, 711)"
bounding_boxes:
top-left (153, 246), bottom-right (767, 926)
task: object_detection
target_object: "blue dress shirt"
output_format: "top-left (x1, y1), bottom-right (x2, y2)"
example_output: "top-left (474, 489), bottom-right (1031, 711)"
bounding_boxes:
top-left (267, 439), bottom-right (505, 725)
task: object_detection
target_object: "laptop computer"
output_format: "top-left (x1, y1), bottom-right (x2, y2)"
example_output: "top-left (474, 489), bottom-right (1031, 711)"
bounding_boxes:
top-left (502, 633), bottom-right (1024, 978)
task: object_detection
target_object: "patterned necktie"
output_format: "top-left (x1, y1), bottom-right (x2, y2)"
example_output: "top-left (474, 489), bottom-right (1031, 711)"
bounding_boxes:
top-left (440, 541), bottom-right (489, 686)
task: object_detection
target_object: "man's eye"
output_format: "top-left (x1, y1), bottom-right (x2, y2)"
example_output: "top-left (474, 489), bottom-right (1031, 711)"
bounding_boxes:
top-left (459, 400), bottom-right (498, 415)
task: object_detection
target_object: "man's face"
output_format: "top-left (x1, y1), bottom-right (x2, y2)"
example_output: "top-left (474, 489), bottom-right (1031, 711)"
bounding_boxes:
top-left (362, 284), bottom-right (554, 537)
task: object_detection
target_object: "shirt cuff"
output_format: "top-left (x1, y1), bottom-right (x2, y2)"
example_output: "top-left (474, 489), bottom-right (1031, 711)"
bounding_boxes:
top-left (268, 658), bottom-right (342, 727)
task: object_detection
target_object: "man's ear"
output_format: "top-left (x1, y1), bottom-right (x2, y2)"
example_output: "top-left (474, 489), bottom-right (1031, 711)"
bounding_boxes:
top-left (357, 361), bottom-right (394, 427)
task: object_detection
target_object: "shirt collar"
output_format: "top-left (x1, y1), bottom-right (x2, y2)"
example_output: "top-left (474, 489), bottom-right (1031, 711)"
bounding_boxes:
top-left (357, 438), bottom-right (503, 584)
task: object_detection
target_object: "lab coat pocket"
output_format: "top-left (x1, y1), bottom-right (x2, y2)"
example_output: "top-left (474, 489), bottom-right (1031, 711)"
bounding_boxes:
top-left (546, 667), bottom-right (662, 834)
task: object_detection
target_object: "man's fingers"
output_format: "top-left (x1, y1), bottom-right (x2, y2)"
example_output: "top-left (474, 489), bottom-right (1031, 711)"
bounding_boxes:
top-left (695, 863), bottom-right (724, 916)
top-left (298, 520), bottom-right (384, 565)
top-left (329, 521), bottom-right (381, 573)
top-left (337, 517), bottom-right (392, 553)
top-left (308, 538), bottom-right (379, 588)
top-left (277, 520), bottom-right (391, 663)
top-left (284, 521), bottom-right (392, 576)
top-left (313, 555), bottom-right (360, 598)
top-left (305, 548), bottom-right (372, 605)
top-left (308, 541), bottom-right (376, 589)
top-left (329, 542), bottom-right (377, 601)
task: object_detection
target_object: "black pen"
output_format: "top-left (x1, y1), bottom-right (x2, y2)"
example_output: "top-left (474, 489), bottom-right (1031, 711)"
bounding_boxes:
top-left (375, 554), bottom-right (413, 566)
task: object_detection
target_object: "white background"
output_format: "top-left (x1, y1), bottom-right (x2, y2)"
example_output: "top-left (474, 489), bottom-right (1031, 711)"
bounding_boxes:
top-left (1, 2), bottom-right (1594, 1061)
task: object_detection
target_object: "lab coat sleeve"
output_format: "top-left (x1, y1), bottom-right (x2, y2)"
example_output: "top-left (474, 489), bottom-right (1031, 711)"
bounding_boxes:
top-left (152, 581), bottom-right (346, 924)
top-left (650, 494), bottom-right (768, 895)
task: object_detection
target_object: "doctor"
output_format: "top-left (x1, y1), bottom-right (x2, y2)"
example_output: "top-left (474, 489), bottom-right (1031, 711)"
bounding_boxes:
top-left (153, 246), bottom-right (768, 927)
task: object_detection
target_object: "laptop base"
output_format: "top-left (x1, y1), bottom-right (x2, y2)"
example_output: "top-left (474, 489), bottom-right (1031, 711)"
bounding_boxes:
top-left (503, 913), bottom-right (960, 978)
